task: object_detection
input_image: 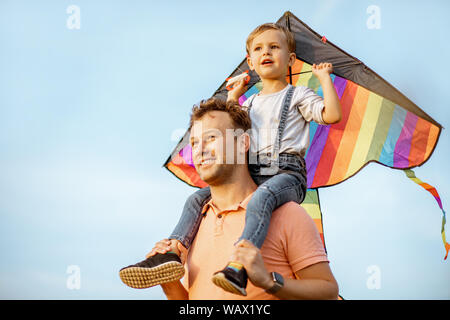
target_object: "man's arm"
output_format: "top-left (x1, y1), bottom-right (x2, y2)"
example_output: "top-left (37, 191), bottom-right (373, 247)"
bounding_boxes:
top-left (232, 241), bottom-right (339, 300)
top-left (160, 281), bottom-right (189, 300)
top-left (147, 239), bottom-right (189, 300)
top-left (272, 262), bottom-right (338, 300)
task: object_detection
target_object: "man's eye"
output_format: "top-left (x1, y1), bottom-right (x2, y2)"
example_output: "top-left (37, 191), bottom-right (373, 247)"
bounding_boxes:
top-left (207, 135), bottom-right (216, 141)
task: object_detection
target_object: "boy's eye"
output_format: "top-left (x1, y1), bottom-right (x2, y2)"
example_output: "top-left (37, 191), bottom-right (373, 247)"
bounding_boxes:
top-left (254, 46), bottom-right (261, 51)
top-left (271, 44), bottom-right (279, 49)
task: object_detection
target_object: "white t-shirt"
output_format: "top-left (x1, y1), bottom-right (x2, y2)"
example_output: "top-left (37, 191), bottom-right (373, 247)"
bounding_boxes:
top-left (243, 84), bottom-right (326, 157)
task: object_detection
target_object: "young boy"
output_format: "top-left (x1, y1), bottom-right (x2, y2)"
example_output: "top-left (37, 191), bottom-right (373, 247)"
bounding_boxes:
top-left (119, 23), bottom-right (342, 295)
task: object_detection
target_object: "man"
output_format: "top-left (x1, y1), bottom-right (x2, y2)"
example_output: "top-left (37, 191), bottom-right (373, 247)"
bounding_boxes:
top-left (150, 98), bottom-right (339, 300)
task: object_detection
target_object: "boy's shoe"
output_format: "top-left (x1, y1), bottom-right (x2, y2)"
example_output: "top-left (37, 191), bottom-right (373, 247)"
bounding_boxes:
top-left (211, 264), bottom-right (248, 296)
top-left (119, 252), bottom-right (184, 289)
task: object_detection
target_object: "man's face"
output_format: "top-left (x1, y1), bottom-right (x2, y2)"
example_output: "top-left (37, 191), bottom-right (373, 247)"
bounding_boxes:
top-left (189, 111), bottom-right (245, 185)
top-left (247, 29), bottom-right (294, 80)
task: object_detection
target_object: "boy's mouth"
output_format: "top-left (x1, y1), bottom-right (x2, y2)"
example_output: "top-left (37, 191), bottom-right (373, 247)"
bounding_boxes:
top-left (261, 59), bottom-right (274, 66)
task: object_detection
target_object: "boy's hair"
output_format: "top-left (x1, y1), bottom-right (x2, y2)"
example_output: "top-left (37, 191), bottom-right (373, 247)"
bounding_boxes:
top-left (189, 98), bottom-right (251, 132)
top-left (246, 23), bottom-right (296, 54)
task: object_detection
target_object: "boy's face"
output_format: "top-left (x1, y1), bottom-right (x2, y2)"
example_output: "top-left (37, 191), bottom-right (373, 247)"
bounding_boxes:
top-left (247, 29), bottom-right (295, 81)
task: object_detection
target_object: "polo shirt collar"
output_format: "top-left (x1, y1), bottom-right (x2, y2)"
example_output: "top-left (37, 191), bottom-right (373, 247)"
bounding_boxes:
top-left (201, 191), bottom-right (254, 215)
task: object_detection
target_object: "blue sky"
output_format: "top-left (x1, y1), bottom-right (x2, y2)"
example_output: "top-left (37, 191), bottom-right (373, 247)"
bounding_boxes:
top-left (1, 0), bottom-right (449, 299)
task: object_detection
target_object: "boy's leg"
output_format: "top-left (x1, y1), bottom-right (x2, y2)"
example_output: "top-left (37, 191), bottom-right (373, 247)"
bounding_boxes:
top-left (119, 187), bottom-right (211, 289)
top-left (169, 187), bottom-right (211, 249)
top-left (240, 171), bottom-right (306, 248)
top-left (212, 172), bottom-right (306, 296)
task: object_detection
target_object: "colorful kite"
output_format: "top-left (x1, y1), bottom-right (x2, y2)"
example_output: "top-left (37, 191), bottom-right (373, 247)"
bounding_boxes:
top-left (164, 12), bottom-right (448, 260)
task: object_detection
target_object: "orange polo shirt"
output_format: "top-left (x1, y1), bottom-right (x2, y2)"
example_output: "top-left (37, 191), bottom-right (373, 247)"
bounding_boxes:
top-left (182, 191), bottom-right (329, 300)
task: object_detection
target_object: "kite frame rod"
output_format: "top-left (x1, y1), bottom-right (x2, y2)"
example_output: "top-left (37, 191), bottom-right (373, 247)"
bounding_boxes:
top-left (289, 61), bottom-right (363, 76)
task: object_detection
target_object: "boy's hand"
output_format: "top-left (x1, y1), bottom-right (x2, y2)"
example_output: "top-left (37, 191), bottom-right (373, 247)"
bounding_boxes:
top-left (312, 62), bottom-right (333, 79)
top-left (227, 79), bottom-right (247, 102)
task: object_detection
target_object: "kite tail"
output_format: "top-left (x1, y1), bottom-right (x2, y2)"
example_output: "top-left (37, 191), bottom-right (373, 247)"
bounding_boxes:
top-left (300, 188), bottom-right (343, 300)
top-left (404, 169), bottom-right (449, 260)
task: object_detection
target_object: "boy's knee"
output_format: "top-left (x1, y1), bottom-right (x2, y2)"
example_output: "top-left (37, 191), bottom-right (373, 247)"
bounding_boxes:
top-left (249, 185), bottom-right (276, 207)
top-left (188, 187), bottom-right (211, 205)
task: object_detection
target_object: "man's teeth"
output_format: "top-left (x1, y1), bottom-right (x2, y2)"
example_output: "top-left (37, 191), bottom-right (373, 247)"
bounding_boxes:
top-left (202, 159), bottom-right (215, 164)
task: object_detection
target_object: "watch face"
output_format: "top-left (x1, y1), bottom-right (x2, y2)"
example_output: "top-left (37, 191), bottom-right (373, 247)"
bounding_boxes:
top-left (266, 272), bottom-right (284, 294)
top-left (273, 272), bottom-right (284, 285)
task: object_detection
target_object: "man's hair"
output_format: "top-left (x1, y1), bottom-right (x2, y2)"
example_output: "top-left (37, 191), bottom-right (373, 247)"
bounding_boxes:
top-left (189, 98), bottom-right (251, 132)
top-left (246, 23), bottom-right (296, 54)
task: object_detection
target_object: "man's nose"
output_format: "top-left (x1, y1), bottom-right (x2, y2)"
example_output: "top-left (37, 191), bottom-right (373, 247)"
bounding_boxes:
top-left (198, 141), bottom-right (212, 156)
top-left (201, 145), bottom-right (214, 157)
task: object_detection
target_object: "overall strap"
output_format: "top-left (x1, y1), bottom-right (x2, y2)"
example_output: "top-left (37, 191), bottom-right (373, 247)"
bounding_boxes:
top-left (246, 94), bottom-right (257, 114)
top-left (272, 85), bottom-right (295, 159)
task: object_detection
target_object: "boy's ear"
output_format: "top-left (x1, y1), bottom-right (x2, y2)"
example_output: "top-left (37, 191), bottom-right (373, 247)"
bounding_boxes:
top-left (247, 55), bottom-right (255, 71)
top-left (288, 52), bottom-right (296, 67)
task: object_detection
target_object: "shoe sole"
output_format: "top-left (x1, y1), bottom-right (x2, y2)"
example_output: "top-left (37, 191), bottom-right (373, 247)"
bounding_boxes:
top-left (211, 272), bottom-right (247, 296)
top-left (119, 261), bottom-right (185, 289)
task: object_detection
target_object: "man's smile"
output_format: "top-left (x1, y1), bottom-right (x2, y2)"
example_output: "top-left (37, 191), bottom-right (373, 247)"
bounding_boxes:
top-left (199, 157), bottom-right (216, 168)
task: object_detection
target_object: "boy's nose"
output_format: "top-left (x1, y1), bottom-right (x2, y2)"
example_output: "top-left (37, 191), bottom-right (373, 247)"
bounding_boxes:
top-left (262, 47), bottom-right (272, 56)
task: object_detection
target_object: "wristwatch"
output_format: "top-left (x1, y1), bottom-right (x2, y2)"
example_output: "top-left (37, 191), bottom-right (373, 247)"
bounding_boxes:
top-left (265, 272), bottom-right (284, 294)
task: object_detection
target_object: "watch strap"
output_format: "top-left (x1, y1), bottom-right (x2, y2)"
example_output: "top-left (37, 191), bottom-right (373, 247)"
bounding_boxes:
top-left (265, 272), bottom-right (284, 294)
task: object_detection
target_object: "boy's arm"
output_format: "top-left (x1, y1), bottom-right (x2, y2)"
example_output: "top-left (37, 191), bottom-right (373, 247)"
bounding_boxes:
top-left (227, 79), bottom-right (247, 103)
top-left (312, 63), bottom-right (342, 124)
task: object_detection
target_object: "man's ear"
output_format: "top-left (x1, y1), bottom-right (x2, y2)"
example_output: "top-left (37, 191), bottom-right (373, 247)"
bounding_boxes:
top-left (240, 132), bottom-right (251, 154)
top-left (233, 131), bottom-right (250, 166)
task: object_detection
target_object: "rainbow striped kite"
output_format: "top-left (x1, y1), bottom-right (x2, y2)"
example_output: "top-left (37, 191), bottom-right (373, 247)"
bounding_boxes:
top-left (164, 12), bottom-right (448, 260)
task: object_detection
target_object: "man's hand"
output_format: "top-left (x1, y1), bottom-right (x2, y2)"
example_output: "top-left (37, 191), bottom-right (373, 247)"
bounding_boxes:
top-left (231, 240), bottom-right (339, 299)
top-left (230, 240), bottom-right (273, 290)
top-left (146, 239), bottom-right (188, 300)
top-left (312, 62), bottom-right (333, 80)
top-left (146, 239), bottom-right (185, 264)
top-left (227, 79), bottom-right (248, 102)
